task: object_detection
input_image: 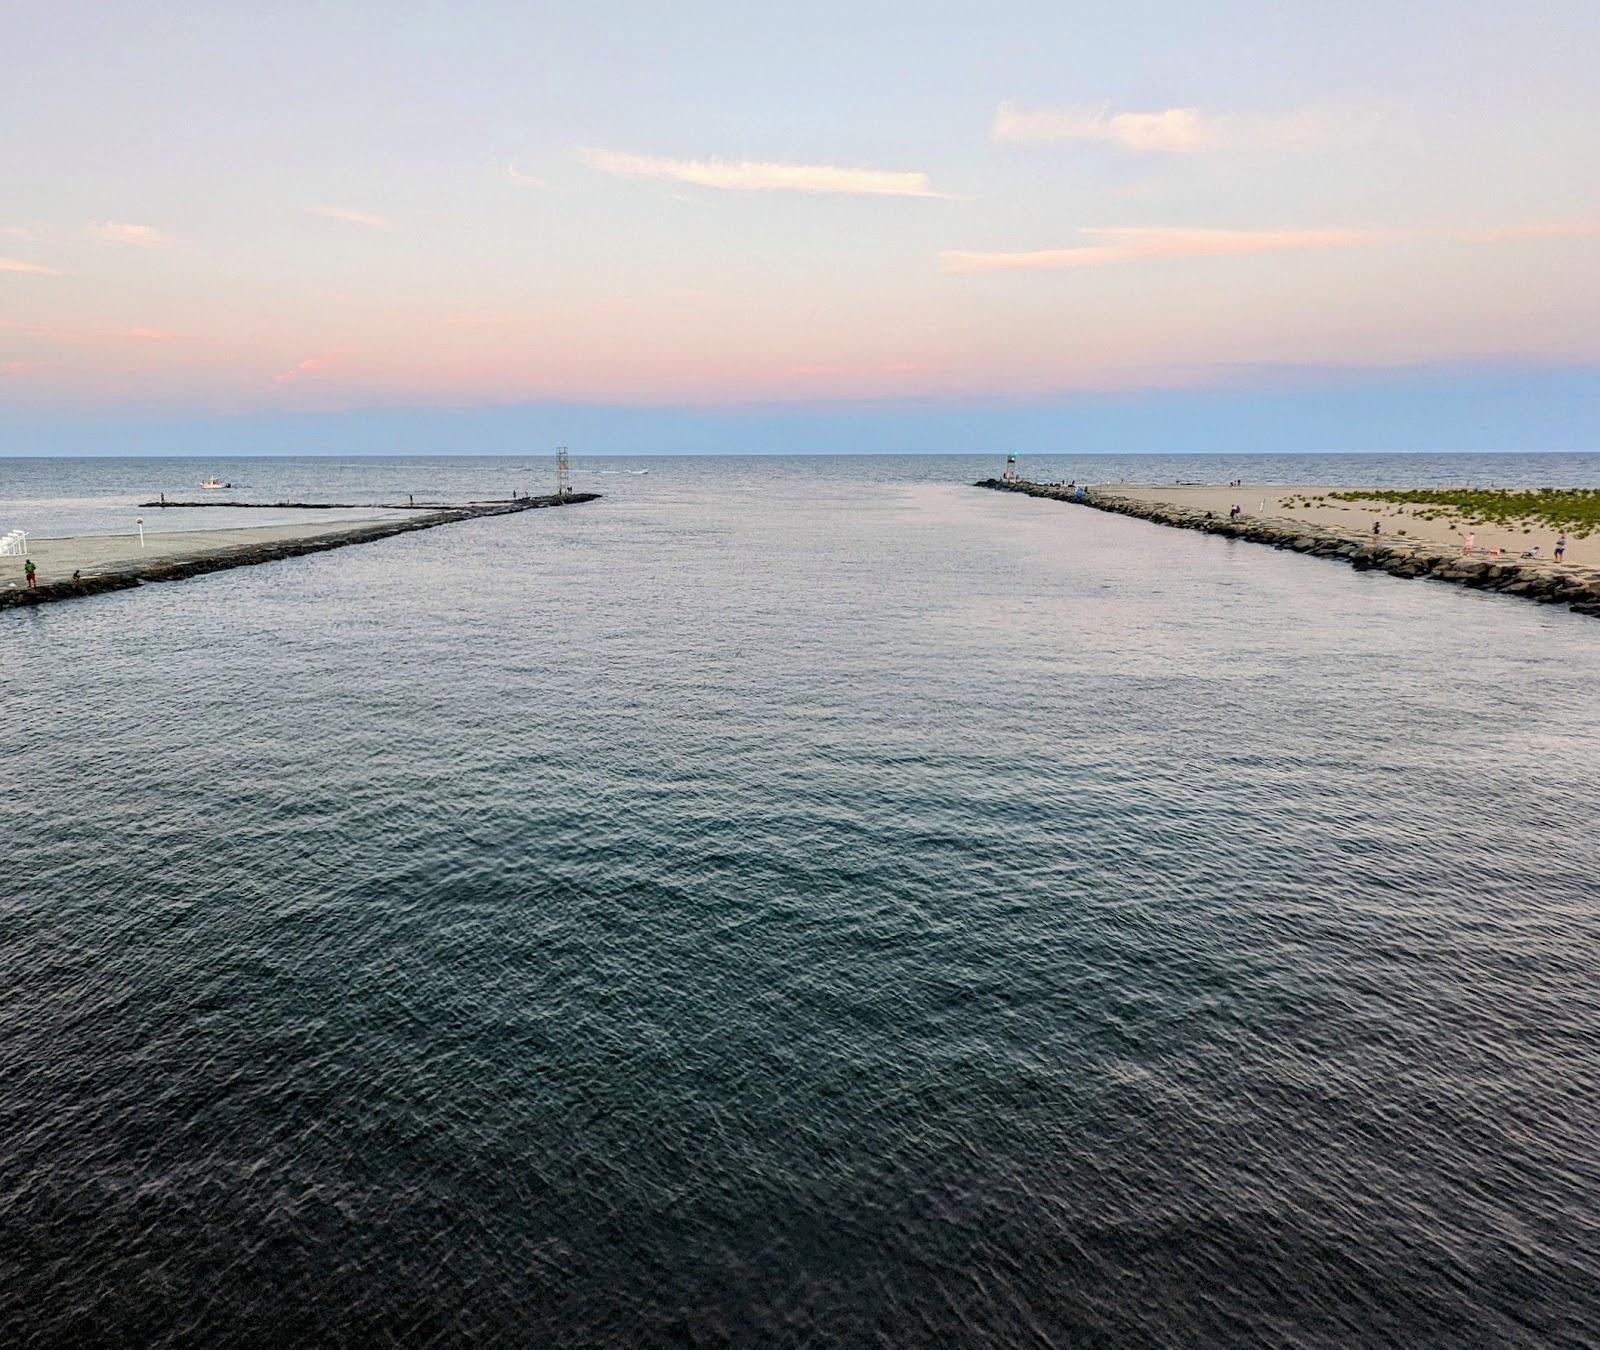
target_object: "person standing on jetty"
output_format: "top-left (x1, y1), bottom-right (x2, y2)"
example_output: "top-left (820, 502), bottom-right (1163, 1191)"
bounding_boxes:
top-left (23, 559), bottom-right (37, 588)
top-left (1556, 531), bottom-right (1568, 561)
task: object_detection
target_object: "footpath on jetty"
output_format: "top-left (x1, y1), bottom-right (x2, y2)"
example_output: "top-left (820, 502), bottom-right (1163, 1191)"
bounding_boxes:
top-left (1, 491), bottom-right (600, 612)
top-left (977, 478), bottom-right (1600, 620)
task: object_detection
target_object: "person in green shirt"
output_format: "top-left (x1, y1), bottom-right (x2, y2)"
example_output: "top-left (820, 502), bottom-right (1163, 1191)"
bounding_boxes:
top-left (23, 559), bottom-right (37, 588)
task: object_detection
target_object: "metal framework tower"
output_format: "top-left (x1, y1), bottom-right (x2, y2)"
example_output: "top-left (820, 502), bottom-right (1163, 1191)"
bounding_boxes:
top-left (556, 445), bottom-right (571, 497)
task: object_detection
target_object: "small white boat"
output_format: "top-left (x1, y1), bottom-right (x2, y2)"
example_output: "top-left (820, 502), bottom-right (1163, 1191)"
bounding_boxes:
top-left (199, 476), bottom-right (230, 489)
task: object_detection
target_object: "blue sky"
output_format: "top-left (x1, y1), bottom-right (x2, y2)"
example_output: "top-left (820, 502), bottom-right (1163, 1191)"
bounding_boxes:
top-left (2, 1), bottom-right (1597, 454)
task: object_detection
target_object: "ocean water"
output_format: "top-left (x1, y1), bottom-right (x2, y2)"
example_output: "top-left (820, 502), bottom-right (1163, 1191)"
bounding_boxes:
top-left (3, 455), bottom-right (1600, 1347)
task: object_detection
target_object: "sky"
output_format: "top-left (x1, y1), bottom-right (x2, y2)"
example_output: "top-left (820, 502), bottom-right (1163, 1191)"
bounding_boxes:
top-left (2, 0), bottom-right (1598, 455)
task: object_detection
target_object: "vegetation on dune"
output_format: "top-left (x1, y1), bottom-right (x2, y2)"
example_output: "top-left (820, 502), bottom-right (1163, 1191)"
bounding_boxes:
top-left (1310, 488), bottom-right (1600, 538)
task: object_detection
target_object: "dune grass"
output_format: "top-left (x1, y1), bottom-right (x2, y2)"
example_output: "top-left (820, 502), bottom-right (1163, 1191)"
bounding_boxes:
top-left (1318, 488), bottom-right (1600, 538)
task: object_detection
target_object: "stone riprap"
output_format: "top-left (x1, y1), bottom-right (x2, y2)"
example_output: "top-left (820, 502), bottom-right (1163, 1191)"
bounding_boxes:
top-left (1, 492), bottom-right (600, 613)
top-left (976, 479), bottom-right (1600, 620)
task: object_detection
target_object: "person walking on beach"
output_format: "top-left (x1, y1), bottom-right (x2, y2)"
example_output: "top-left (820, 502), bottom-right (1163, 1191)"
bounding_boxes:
top-left (1463, 531), bottom-right (1476, 555)
top-left (1555, 531), bottom-right (1567, 561)
top-left (23, 559), bottom-right (36, 588)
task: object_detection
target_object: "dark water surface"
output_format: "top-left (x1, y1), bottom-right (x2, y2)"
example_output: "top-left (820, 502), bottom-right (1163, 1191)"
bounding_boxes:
top-left (4, 457), bottom-right (1600, 1346)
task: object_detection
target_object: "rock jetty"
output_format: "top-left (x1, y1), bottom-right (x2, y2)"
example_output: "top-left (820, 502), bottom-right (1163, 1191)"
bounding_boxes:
top-left (136, 498), bottom-right (432, 510)
top-left (1, 491), bottom-right (600, 613)
top-left (976, 479), bottom-right (1600, 620)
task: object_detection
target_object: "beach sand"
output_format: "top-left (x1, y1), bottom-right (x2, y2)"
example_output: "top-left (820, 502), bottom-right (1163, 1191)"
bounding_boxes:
top-left (1089, 485), bottom-right (1597, 568)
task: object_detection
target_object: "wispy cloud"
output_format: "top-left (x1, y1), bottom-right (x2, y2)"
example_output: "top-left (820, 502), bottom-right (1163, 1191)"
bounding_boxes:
top-left (0, 256), bottom-right (60, 276)
top-left (992, 104), bottom-right (1223, 153)
top-left (505, 164), bottom-right (547, 189)
top-left (89, 221), bottom-right (172, 247)
top-left (579, 147), bottom-right (949, 198)
top-left (309, 206), bottom-right (393, 229)
top-left (1, 319), bottom-right (182, 344)
top-left (1, 360), bottom-right (52, 376)
top-left (444, 313), bottom-right (519, 329)
top-left (990, 102), bottom-right (1363, 153)
top-left (785, 360), bottom-right (921, 378)
top-left (941, 218), bottom-right (1600, 274)
top-left (1462, 219), bottom-right (1600, 243)
top-left (272, 352), bottom-right (342, 388)
top-left (942, 227), bottom-right (1381, 273)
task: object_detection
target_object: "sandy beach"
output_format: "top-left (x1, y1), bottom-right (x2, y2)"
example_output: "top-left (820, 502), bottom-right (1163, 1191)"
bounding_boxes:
top-left (1089, 484), bottom-right (1598, 568)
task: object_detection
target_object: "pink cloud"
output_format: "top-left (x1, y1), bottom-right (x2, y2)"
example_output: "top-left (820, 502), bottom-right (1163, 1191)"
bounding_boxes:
top-left (1, 360), bottom-right (51, 375)
top-left (0, 255), bottom-right (59, 275)
top-left (786, 360), bottom-right (921, 380)
top-left (1462, 220), bottom-right (1600, 243)
top-left (1, 320), bottom-right (180, 344)
top-left (942, 227), bottom-right (1382, 273)
top-left (88, 222), bottom-right (173, 247)
top-left (580, 147), bottom-right (949, 198)
top-left (942, 219), bottom-right (1600, 274)
top-left (309, 206), bottom-right (393, 229)
top-left (272, 352), bottom-right (342, 388)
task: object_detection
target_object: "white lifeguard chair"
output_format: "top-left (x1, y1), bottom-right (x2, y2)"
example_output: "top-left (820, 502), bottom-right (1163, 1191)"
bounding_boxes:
top-left (0, 529), bottom-right (27, 557)
top-left (1002, 452), bottom-right (1019, 484)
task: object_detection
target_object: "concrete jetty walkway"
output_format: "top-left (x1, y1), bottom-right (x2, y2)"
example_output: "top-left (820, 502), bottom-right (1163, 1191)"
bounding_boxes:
top-left (1, 492), bottom-right (600, 612)
top-left (977, 479), bottom-right (1600, 620)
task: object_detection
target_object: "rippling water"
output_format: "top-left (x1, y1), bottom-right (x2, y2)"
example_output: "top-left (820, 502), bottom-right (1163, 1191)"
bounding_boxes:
top-left (4, 456), bottom-right (1600, 1346)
